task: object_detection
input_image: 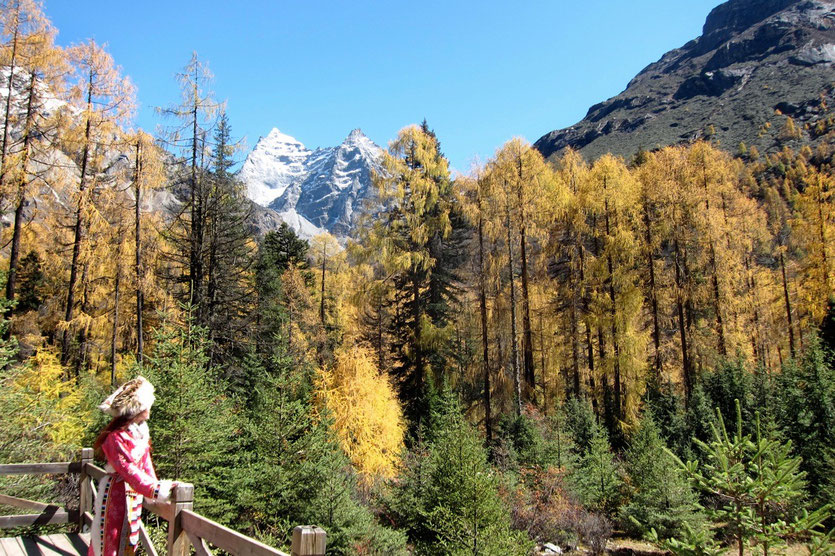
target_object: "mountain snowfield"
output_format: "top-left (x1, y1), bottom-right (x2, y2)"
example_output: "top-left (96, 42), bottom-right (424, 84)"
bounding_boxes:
top-left (239, 127), bottom-right (383, 239)
top-left (239, 128), bottom-right (311, 206)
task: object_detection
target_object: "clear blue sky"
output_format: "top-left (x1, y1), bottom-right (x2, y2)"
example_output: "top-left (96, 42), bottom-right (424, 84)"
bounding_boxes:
top-left (46, 0), bottom-right (723, 173)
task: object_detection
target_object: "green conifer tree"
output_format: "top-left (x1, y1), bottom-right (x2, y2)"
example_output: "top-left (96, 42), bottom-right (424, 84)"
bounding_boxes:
top-left (620, 411), bottom-right (702, 539)
top-left (141, 307), bottom-right (239, 522)
top-left (234, 339), bottom-right (406, 554)
top-left (564, 397), bottom-right (596, 455)
top-left (673, 401), bottom-right (831, 556)
top-left (775, 341), bottom-right (835, 506)
top-left (391, 391), bottom-right (532, 555)
top-left (572, 419), bottom-right (623, 515)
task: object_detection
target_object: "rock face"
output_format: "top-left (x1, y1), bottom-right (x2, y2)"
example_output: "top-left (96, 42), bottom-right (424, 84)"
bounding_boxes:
top-left (238, 129), bottom-right (311, 207)
top-left (240, 128), bottom-right (383, 239)
top-left (534, 0), bottom-right (835, 161)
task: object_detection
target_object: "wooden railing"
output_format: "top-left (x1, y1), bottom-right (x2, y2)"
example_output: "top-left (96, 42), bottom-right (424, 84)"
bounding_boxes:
top-left (1, 449), bottom-right (327, 556)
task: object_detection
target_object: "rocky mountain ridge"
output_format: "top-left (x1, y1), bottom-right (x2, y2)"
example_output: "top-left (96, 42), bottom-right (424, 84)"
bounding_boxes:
top-left (535, 0), bottom-right (835, 161)
top-left (239, 128), bottom-right (383, 238)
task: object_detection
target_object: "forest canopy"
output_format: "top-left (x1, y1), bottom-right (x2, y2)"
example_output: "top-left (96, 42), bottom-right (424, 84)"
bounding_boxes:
top-left (0, 2), bottom-right (834, 554)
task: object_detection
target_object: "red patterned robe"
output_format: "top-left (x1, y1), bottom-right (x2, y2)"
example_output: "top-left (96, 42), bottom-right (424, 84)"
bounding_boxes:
top-left (89, 422), bottom-right (171, 556)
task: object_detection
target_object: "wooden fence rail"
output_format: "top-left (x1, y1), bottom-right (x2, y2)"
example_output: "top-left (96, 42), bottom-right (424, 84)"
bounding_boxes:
top-left (1, 449), bottom-right (326, 556)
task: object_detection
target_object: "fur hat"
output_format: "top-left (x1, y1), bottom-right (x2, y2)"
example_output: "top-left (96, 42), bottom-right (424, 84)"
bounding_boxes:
top-left (99, 376), bottom-right (156, 418)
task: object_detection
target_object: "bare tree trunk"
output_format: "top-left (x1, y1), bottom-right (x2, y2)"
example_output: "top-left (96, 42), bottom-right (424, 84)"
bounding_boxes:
top-left (134, 140), bottom-right (144, 364)
top-left (320, 244), bottom-right (327, 325)
top-left (478, 208), bottom-right (493, 443)
top-left (0, 4), bottom-right (20, 198)
top-left (111, 249), bottom-right (122, 387)
top-left (701, 161), bottom-right (727, 356)
top-left (6, 71), bottom-right (37, 312)
top-left (603, 189), bottom-right (622, 421)
top-left (780, 252), bottom-right (796, 358)
top-left (675, 237), bottom-right (692, 403)
top-left (62, 72), bottom-right (94, 365)
top-left (506, 206), bottom-right (522, 416)
top-left (643, 198), bottom-right (662, 380)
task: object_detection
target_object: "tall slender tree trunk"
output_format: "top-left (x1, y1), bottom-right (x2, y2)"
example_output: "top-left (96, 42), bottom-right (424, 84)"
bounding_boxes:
top-left (701, 160), bottom-right (727, 356)
top-left (477, 210), bottom-right (492, 443)
top-left (643, 198), bottom-right (662, 380)
top-left (513, 157), bottom-right (537, 395)
top-left (505, 205), bottom-right (522, 416)
top-left (580, 232), bottom-right (599, 413)
top-left (516, 166), bottom-right (535, 397)
top-left (710, 241), bottom-right (727, 356)
top-left (674, 237), bottom-right (692, 402)
top-left (62, 73), bottom-right (94, 365)
top-left (683, 247), bottom-right (697, 375)
top-left (780, 252), bottom-right (796, 358)
top-left (377, 295), bottom-right (385, 371)
top-left (411, 271), bottom-right (425, 411)
top-left (519, 217), bottom-right (535, 396)
top-left (111, 245), bottom-right (122, 387)
top-left (6, 71), bottom-right (37, 312)
top-left (189, 92), bottom-right (204, 317)
top-left (746, 255), bottom-right (764, 368)
top-left (539, 311), bottom-right (549, 413)
top-left (603, 189), bottom-right (622, 421)
top-left (0, 5), bottom-right (20, 198)
top-left (134, 140), bottom-right (144, 364)
top-left (569, 255), bottom-right (581, 398)
top-left (320, 245), bottom-right (327, 325)
top-left (75, 262), bottom-right (90, 375)
top-left (816, 176), bottom-right (830, 292)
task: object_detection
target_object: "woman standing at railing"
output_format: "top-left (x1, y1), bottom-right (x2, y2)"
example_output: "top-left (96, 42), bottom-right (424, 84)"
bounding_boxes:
top-left (89, 376), bottom-right (175, 556)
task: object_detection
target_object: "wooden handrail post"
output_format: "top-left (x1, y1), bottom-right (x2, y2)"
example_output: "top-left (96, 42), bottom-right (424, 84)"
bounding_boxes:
top-left (166, 483), bottom-right (194, 556)
top-left (291, 526), bottom-right (326, 556)
top-left (77, 448), bottom-right (93, 532)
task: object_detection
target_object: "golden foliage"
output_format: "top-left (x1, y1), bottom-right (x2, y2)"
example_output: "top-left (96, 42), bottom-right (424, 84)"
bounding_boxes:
top-left (317, 346), bottom-right (405, 481)
top-left (0, 349), bottom-right (88, 458)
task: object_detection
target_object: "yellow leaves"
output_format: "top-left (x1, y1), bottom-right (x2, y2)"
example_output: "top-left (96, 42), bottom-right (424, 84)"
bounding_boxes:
top-left (67, 39), bottom-right (135, 125)
top-left (317, 346), bottom-right (405, 482)
top-left (791, 168), bottom-right (834, 320)
top-left (1, 349), bottom-right (86, 453)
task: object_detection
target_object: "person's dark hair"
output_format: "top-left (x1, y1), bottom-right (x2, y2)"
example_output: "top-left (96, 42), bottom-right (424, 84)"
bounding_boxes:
top-left (93, 415), bottom-right (133, 460)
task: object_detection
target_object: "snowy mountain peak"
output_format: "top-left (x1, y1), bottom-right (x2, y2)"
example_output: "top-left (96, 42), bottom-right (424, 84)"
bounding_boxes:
top-left (264, 127), bottom-right (305, 146)
top-left (239, 129), bottom-right (311, 206)
top-left (346, 128), bottom-right (366, 141)
top-left (239, 127), bottom-right (384, 239)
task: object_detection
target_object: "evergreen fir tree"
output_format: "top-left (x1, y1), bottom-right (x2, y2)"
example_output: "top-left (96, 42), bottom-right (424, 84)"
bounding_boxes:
top-left (775, 341), bottom-right (835, 505)
top-left (360, 125), bottom-right (454, 436)
top-left (620, 411), bottom-right (702, 539)
top-left (253, 224), bottom-right (310, 352)
top-left (572, 419), bottom-right (623, 515)
top-left (820, 297), bottom-right (835, 354)
top-left (390, 392), bottom-right (532, 555)
top-left (682, 384), bottom-right (717, 462)
top-left (673, 401), bottom-right (831, 555)
top-left (202, 112), bottom-right (256, 375)
top-left (643, 379), bottom-right (689, 458)
top-left (495, 408), bottom-right (577, 470)
top-left (141, 307), bottom-right (240, 522)
top-left (235, 337), bottom-right (406, 554)
top-left (564, 396), bottom-right (596, 455)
